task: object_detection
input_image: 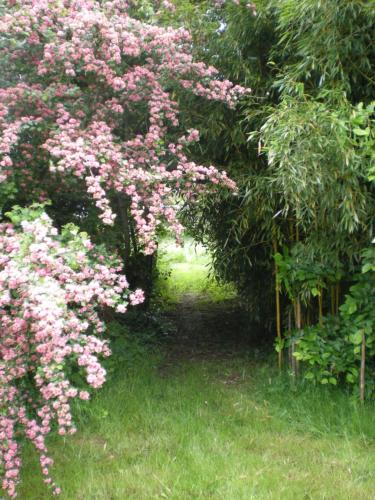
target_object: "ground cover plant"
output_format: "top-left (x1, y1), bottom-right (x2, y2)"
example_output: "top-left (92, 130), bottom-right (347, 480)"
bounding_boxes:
top-left (19, 358), bottom-right (375, 499)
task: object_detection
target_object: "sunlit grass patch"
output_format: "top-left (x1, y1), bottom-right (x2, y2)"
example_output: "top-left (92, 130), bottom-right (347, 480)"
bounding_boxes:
top-left (155, 237), bottom-right (237, 305)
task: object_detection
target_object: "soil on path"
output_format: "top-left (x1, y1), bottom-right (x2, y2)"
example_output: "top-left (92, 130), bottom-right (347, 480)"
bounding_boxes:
top-left (159, 292), bottom-right (261, 373)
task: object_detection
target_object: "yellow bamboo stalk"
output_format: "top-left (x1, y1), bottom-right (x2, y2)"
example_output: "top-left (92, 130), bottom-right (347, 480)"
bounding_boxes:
top-left (272, 240), bottom-right (282, 370)
top-left (335, 283), bottom-right (340, 315)
top-left (295, 297), bottom-right (301, 377)
top-left (330, 286), bottom-right (335, 315)
top-left (360, 331), bottom-right (366, 403)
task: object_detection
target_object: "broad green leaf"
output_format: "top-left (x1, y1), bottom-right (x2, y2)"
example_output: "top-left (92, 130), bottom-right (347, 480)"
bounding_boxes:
top-left (353, 127), bottom-right (370, 136)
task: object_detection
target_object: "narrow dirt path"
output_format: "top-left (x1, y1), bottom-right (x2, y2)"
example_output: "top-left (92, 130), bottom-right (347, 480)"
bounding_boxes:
top-left (159, 292), bottom-right (257, 373)
top-left (155, 240), bottom-right (264, 372)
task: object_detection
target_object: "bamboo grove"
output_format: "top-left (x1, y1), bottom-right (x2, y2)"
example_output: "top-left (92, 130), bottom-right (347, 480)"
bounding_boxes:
top-left (157, 0), bottom-right (375, 399)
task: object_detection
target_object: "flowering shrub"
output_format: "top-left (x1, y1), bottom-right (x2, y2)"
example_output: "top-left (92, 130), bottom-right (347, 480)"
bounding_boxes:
top-left (0, 0), bottom-right (247, 254)
top-left (0, 1), bottom-right (248, 496)
top-left (0, 205), bottom-right (142, 496)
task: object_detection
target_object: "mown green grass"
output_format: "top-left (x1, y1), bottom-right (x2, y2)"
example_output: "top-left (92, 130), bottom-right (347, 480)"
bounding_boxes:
top-left (19, 239), bottom-right (375, 499)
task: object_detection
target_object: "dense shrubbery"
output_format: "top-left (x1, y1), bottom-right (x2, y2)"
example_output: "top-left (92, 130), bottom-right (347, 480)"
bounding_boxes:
top-left (0, 204), bottom-right (140, 495)
top-left (0, 0), bottom-right (374, 495)
top-left (0, 0), bottom-right (246, 495)
top-left (291, 244), bottom-right (375, 393)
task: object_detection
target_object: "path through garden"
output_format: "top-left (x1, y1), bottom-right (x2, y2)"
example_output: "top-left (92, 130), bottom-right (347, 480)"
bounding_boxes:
top-left (18, 240), bottom-right (375, 499)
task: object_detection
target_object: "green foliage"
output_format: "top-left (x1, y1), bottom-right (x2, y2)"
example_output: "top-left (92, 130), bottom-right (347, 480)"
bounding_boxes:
top-left (103, 319), bottom-right (162, 378)
top-left (259, 91), bottom-right (373, 235)
top-left (167, 0), bottom-right (375, 385)
top-left (350, 101), bottom-right (375, 182)
top-left (292, 244), bottom-right (375, 392)
top-left (274, 0), bottom-right (375, 99)
top-left (291, 316), bottom-right (359, 386)
top-left (340, 245), bottom-right (375, 357)
top-left (5, 202), bottom-right (48, 224)
top-left (0, 180), bottom-right (16, 212)
top-left (274, 243), bottom-right (343, 303)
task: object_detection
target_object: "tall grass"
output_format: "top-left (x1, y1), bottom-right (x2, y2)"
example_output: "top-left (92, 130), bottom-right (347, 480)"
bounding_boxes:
top-left (21, 356), bottom-right (375, 499)
top-left (19, 239), bottom-right (375, 499)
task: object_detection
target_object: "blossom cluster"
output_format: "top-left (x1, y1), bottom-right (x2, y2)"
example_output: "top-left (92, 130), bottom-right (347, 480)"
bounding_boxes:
top-left (0, 0), bottom-right (248, 252)
top-left (0, 1), bottom-right (249, 496)
top-left (0, 207), bottom-right (141, 497)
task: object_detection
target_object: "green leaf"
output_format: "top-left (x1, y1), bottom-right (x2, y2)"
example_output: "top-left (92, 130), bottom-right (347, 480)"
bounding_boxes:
top-left (353, 127), bottom-right (370, 136)
top-left (293, 351), bottom-right (303, 360)
top-left (350, 331), bottom-right (363, 345)
top-left (362, 263), bottom-right (375, 273)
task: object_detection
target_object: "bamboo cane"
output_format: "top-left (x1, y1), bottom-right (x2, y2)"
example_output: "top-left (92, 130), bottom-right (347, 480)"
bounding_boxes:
top-left (318, 290), bottom-right (323, 326)
top-left (331, 286), bottom-right (335, 315)
top-left (360, 331), bottom-right (366, 403)
top-left (335, 283), bottom-right (340, 315)
top-left (272, 240), bottom-right (282, 370)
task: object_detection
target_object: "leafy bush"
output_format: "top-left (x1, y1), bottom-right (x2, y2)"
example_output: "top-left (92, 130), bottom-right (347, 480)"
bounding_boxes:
top-left (292, 245), bottom-right (375, 393)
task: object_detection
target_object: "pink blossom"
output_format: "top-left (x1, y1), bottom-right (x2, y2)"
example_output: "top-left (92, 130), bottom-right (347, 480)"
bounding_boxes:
top-left (0, 212), bottom-right (139, 497)
top-left (0, 1), bottom-right (247, 495)
top-left (0, 0), bottom-right (246, 253)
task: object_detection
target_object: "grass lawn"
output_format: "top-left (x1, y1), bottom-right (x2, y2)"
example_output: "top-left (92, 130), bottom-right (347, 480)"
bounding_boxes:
top-left (18, 239), bottom-right (375, 499)
top-left (154, 238), bottom-right (237, 305)
top-left (21, 357), bottom-right (375, 499)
